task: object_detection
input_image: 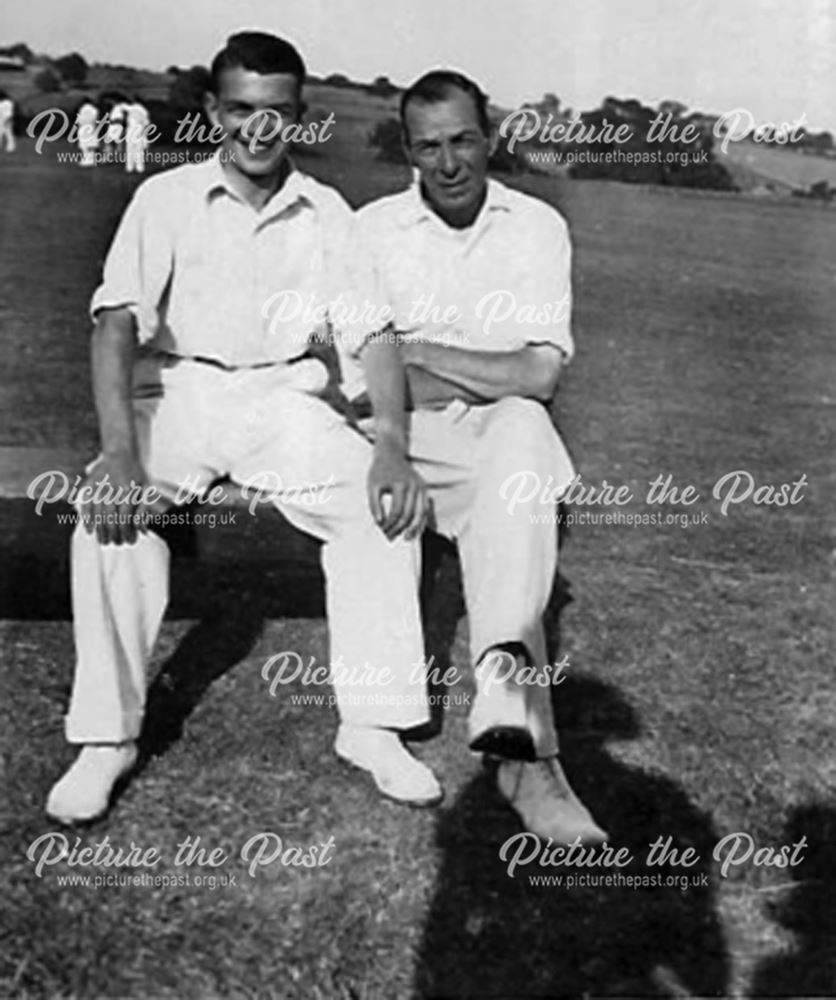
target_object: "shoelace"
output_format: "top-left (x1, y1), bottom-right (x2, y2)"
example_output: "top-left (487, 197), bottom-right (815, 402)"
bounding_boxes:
top-left (533, 758), bottom-right (572, 801)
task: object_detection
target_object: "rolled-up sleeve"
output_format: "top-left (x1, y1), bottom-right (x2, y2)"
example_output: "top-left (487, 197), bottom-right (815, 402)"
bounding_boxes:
top-left (89, 181), bottom-right (173, 345)
top-left (517, 208), bottom-right (574, 362)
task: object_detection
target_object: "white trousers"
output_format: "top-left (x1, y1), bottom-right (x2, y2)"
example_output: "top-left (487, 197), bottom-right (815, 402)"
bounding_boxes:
top-left (125, 141), bottom-right (145, 173)
top-left (66, 359), bottom-right (428, 743)
top-left (0, 122), bottom-right (15, 153)
top-left (79, 139), bottom-right (97, 166)
top-left (402, 397), bottom-right (575, 758)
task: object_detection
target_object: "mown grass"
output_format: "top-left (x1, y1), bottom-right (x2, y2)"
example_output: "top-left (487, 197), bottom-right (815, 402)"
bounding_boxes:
top-left (1, 136), bottom-right (835, 998)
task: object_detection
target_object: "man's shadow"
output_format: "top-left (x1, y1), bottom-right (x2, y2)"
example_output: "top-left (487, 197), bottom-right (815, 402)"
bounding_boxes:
top-left (413, 673), bottom-right (731, 998)
top-left (413, 516), bottom-right (729, 996)
top-left (749, 803), bottom-right (836, 997)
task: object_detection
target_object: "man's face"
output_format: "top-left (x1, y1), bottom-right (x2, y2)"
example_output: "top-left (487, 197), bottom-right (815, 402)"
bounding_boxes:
top-left (206, 67), bottom-right (302, 178)
top-left (404, 89), bottom-right (494, 227)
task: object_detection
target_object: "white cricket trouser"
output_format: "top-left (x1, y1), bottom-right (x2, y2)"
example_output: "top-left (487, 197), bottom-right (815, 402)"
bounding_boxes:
top-left (0, 122), bottom-right (15, 153)
top-left (103, 131), bottom-right (120, 161)
top-left (125, 141), bottom-right (144, 173)
top-left (79, 139), bottom-right (97, 166)
top-left (383, 396), bottom-right (574, 758)
top-left (66, 358), bottom-right (427, 743)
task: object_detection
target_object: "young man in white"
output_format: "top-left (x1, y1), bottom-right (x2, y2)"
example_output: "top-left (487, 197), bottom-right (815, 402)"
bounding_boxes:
top-left (354, 70), bottom-right (607, 844)
top-left (46, 33), bottom-right (441, 824)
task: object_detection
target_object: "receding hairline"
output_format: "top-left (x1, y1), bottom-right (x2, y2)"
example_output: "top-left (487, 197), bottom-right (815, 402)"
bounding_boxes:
top-left (400, 73), bottom-right (490, 140)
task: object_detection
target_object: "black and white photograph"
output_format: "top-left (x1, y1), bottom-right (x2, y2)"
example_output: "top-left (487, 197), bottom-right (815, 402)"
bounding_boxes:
top-left (1, 1), bottom-right (834, 996)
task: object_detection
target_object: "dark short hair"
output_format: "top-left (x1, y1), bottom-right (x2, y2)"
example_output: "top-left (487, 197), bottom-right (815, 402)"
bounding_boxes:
top-left (400, 70), bottom-right (490, 140)
top-left (210, 32), bottom-right (306, 94)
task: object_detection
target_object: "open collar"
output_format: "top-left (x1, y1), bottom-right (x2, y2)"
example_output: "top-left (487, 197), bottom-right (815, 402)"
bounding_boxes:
top-left (396, 177), bottom-right (513, 230)
top-left (203, 151), bottom-right (316, 218)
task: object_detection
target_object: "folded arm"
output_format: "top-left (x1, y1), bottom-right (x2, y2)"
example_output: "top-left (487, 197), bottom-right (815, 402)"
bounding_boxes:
top-left (404, 365), bottom-right (489, 408)
top-left (401, 340), bottom-right (566, 404)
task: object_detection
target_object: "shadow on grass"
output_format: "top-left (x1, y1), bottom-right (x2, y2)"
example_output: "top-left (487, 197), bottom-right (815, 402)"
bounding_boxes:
top-left (416, 533), bottom-right (467, 737)
top-left (0, 499), bottom-right (326, 619)
top-left (136, 593), bottom-right (267, 763)
top-left (128, 518), bottom-right (328, 774)
top-left (749, 803), bottom-right (836, 997)
top-left (413, 675), bottom-right (731, 999)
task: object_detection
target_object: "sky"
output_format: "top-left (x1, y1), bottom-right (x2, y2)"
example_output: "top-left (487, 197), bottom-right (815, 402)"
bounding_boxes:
top-left (3, 0), bottom-right (835, 132)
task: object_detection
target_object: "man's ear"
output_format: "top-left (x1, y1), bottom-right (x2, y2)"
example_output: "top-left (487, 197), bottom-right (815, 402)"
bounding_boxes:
top-left (401, 127), bottom-right (414, 166)
top-left (204, 91), bottom-right (220, 129)
top-left (487, 126), bottom-right (499, 159)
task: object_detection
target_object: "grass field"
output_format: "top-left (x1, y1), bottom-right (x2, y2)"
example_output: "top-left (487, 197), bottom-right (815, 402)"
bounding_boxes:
top-left (1, 136), bottom-right (835, 998)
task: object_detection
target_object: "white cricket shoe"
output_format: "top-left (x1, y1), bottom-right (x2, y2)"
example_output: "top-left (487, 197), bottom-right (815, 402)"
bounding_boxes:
top-left (335, 725), bottom-right (443, 806)
top-left (498, 756), bottom-right (608, 845)
top-left (46, 743), bottom-right (138, 824)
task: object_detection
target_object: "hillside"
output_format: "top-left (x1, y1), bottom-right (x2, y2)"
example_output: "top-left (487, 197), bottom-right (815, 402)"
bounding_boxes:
top-left (0, 58), bottom-right (400, 162)
top-left (3, 53), bottom-right (835, 198)
top-left (718, 138), bottom-right (836, 193)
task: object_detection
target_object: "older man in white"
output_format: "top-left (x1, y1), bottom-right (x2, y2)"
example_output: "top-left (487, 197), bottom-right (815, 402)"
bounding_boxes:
top-left (355, 70), bottom-right (606, 844)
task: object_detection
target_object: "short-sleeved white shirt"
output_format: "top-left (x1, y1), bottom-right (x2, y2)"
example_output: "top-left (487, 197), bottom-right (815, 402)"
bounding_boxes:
top-left (91, 153), bottom-right (382, 385)
top-left (355, 178), bottom-right (574, 362)
top-left (76, 103), bottom-right (98, 126)
top-left (124, 102), bottom-right (150, 142)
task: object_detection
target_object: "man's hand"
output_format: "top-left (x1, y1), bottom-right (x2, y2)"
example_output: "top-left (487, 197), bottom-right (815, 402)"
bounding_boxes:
top-left (359, 335), bottom-right (428, 538)
top-left (78, 450), bottom-right (163, 546)
top-left (367, 436), bottom-right (429, 541)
